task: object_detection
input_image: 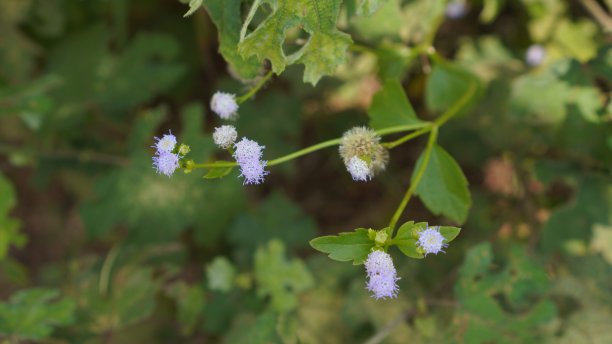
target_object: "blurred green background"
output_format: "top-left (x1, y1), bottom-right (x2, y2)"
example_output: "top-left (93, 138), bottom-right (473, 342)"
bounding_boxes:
top-left (0, 0), bottom-right (611, 343)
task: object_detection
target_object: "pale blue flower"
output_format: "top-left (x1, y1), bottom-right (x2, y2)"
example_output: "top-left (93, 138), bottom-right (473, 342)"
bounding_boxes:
top-left (365, 250), bottom-right (399, 300)
top-left (417, 226), bottom-right (448, 256)
top-left (233, 137), bottom-right (268, 185)
top-left (346, 156), bottom-right (371, 182)
top-left (153, 130), bottom-right (177, 154)
top-left (153, 151), bottom-right (180, 177)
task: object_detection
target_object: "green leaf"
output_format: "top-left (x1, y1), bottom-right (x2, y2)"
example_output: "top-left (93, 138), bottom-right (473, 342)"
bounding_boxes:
top-left (368, 79), bottom-right (423, 130)
top-left (204, 0), bottom-right (262, 79)
top-left (393, 221), bottom-right (426, 258)
top-left (168, 282), bottom-right (205, 336)
top-left (553, 19), bottom-right (598, 63)
top-left (206, 256), bottom-right (237, 292)
top-left (426, 60), bottom-right (479, 113)
top-left (310, 228), bottom-right (375, 265)
top-left (254, 240), bottom-right (314, 312)
top-left (413, 145), bottom-right (471, 224)
top-left (203, 164), bottom-right (235, 179)
top-left (0, 173), bottom-right (25, 260)
top-left (393, 222), bottom-right (462, 258)
top-left (238, 0), bottom-right (352, 85)
top-left (0, 288), bottom-right (75, 340)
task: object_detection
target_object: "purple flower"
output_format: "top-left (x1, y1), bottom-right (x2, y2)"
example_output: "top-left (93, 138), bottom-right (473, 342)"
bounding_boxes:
top-left (417, 226), bottom-right (448, 256)
top-left (233, 137), bottom-right (268, 185)
top-left (446, 1), bottom-right (467, 19)
top-left (153, 151), bottom-right (180, 177)
top-left (365, 250), bottom-right (399, 300)
top-left (153, 130), bottom-right (177, 154)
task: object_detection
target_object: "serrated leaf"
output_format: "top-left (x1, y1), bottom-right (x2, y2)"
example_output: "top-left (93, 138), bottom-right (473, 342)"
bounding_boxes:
top-left (254, 240), bottom-right (314, 312)
top-left (368, 79), bottom-right (423, 130)
top-left (0, 288), bottom-right (75, 340)
top-left (310, 228), bottom-right (375, 265)
top-left (205, 0), bottom-right (262, 79)
top-left (203, 165), bottom-right (234, 179)
top-left (413, 145), bottom-right (471, 224)
top-left (238, 0), bottom-right (352, 85)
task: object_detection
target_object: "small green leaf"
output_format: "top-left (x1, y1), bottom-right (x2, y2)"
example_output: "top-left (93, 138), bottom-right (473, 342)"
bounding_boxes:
top-left (368, 79), bottom-right (423, 130)
top-left (0, 173), bottom-right (25, 260)
top-left (480, 0), bottom-right (505, 24)
top-left (310, 228), bottom-right (375, 265)
top-left (413, 145), bottom-right (471, 224)
top-left (439, 226), bottom-right (461, 242)
top-left (393, 221), bottom-right (426, 259)
top-left (203, 165), bottom-right (234, 179)
top-left (206, 256), bottom-right (237, 292)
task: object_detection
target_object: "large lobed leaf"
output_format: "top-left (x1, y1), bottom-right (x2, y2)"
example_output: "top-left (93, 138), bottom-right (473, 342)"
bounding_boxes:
top-left (238, 0), bottom-right (352, 85)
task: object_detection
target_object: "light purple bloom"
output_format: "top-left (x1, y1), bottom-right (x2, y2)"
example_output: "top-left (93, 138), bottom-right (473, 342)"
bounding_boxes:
top-left (365, 251), bottom-right (399, 300)
top-left (153, 130), bottom-right (177, 154)
top-left (525, 44), bottom-right (546, 67)
top-left (417, 226), bottom-right (448, 256)
top-left (152, 151), bottom-right (180, 177)
top-left (233, 137), bottom-right (268, 185)
top-left (211, 91), bottom-right (239, 119)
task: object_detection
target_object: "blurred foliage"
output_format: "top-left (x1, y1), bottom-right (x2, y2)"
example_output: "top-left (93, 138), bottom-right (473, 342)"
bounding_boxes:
top-left (0, 0), bottom-right (610, 343)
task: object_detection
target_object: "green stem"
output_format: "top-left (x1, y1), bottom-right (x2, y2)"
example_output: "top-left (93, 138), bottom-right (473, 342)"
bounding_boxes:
top-left (236, 70), bottom-right (274, 104)
top-left (387, 126), bottom-right (438, 235)
top-left (383, 124), bottom-right (433, 149)
top-left (191, 123), bottom-right (429, 170)
top-left (268, 138), bottom-right (341, 166)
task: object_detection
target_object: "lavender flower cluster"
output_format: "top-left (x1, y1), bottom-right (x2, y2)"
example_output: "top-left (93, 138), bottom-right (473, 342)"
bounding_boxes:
top-left (363, 226), bottom-right (449, 300)
top-left (365, 250), bottom-right (400, 300)
top-left (233, 137), bottom-right (269, 185)
top-left (152, 131), bottom-right (180, 177)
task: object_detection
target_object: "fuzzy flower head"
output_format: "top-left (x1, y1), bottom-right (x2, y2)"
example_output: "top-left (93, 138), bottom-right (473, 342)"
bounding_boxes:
top-left (417, 226), bottom-right (448, 256)
top-left (347, 156), bottom-right (371, 182)
top-left (211, 91), bottom-right (239, 119)
top-left (525, 44), bottom-right (546, 67)
top-left (339, 127), bottom-right (388, 181)
top-left (365, 250), bottom-right (399, 300)
top-left (213, 125), bottom-right (238, 149)
top-left (152, 151), bottom-right (180, 177)
top-left (153, 130), bottom-right (177, 154)
top-left (233, 137), bottom-right (268, 185)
